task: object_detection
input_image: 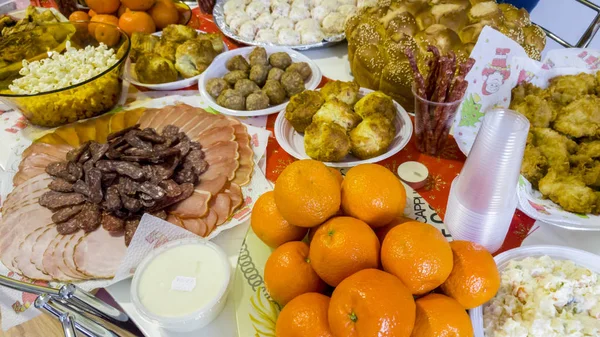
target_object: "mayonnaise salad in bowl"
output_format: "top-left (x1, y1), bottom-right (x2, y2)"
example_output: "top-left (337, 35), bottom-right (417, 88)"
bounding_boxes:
top-left (470, 245), bottom-right (600, 337)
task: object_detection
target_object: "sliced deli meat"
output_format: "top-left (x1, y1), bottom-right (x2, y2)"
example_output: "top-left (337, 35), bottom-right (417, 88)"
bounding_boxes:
top-left (40, 230), bottom-right (79, 281)
top-left (73, 230), bottom-right (126, 279)
top-left (15, 226), bottom-right (53, 281)
top-left (2, 104), bottom-right (255, 280)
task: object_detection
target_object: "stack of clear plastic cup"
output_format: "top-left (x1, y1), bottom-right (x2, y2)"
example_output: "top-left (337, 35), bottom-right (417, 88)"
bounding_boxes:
top-left (445, 109), bottom-right (530, 253)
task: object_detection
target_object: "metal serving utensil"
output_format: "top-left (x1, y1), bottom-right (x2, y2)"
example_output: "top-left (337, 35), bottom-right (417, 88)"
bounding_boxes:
top-left (0, 275), bottom-right (141, 336)
top-left (35, 294), bottom-right (119, 337)
top-left (34, 295), bottom-right (77, 337)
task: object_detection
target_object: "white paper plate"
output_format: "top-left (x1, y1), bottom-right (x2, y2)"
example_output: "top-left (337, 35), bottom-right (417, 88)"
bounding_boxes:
top-left (198, 46), bottom-right (322, 117)
top-left (123, 30), bottom-right (228, 91)
top-left (274, 88), bottom-right (413, 168)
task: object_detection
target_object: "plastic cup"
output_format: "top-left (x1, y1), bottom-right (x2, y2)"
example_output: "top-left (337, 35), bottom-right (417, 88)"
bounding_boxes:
top-left (454, 109), bottom-right (530, 212)
top-left (446, 178), bottom-right (518, 253)
top-left (444, 109), bottom-right (529, 253)
top-left (412, 87), bottom-right (464, 156)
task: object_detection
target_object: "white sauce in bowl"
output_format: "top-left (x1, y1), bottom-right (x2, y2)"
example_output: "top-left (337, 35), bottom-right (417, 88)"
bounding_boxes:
top-left (137, 243), bottom-right (228, 317)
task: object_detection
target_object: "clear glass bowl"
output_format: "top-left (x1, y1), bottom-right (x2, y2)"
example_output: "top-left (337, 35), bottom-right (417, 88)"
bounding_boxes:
top-left (174, 0), bottom-right (193, 26)
top-left (0, 21), bottom-right (130, 127)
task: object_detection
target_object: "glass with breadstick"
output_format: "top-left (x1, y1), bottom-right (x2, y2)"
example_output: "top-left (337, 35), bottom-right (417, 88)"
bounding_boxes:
top-left (407, 46), bottom-right (475, 156)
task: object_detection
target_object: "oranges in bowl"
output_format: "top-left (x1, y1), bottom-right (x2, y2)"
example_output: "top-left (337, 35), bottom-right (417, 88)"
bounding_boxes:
top-left (69, 0), bottom-right (187, 36)
top-left (251, 160), bottom-right (502, 336)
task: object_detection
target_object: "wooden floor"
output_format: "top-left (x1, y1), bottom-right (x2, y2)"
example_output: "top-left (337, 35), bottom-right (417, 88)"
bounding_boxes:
top-left (0, 314), bottom-right (137, 337)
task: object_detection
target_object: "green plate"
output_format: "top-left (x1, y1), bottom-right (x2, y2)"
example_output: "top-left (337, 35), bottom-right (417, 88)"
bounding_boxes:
top-left (233, 182), bottom-right (452, 336)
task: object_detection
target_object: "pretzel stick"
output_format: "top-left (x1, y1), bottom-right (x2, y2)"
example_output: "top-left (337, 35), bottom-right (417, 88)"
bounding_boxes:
top-left (405, 48), bottom-right (431, 151)
top-left (425, 46), bottom-right (441, 100)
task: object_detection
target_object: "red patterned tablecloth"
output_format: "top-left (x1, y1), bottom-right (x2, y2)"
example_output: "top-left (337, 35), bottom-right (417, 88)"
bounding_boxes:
top-left (26, 4), bottom-right (537, 254)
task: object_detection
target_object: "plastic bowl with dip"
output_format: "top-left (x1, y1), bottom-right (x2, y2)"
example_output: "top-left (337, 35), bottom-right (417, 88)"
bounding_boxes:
top-left (131, 238), bottom-right (231, 332)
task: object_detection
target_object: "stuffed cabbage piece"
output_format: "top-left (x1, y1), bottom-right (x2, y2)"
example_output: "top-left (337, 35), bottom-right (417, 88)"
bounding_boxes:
top-left (350, 115), bottom-right (396, 159)
top-left (285, 90), bottom-right (324, 132)
top-left (304, 122), bottom-right (351, 162)
top-left (175, 40), bottom-right (218, 78)
top-left (135, 54), bottom-right (178, 84)
top-left (320, 80), bottom-right (360, 105)
top-left (354, 91), bottom-right (396, 121)
top-left (312, 99), bottom-right (361, 132)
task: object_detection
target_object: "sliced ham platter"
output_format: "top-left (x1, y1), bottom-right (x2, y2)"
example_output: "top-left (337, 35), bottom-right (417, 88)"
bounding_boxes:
top-left (0, 104), bottom-right (254, 282)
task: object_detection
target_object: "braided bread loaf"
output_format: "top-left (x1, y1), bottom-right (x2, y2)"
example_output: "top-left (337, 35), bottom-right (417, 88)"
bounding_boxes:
top-left (345, 0), bottom-right (546, 110)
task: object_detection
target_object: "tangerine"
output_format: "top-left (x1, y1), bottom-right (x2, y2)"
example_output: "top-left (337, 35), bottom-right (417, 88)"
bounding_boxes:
top-left (148, 0), bottom-right (180, 29)
top-left (341, 164), bottom-right (406, 228)
top-left (411, 294), bottom-right (474, 337)
top-left (309, 216), bottom-right (379, 287)
top-left (68, 11), bottom-right (90, 22)
top-left (374, 215), bottom-right (414, 243)
top-left (329, 269), bottom-right (415, 337)
top-left (117, 4), bottom-right (128, 17)
top-left (265, 241), bottom-right (326, 306)
top-left (381, 221), bottom-right (453, 295)
top-left (118, 10), bottom-right (156, 36)
top-left (251, 191), bottom-right (308, 249)
top-left (328, 167), bottom-right (343, 185)
top-left (88, 14), bottom-right (119, 37)
top-left (275, 292), bottom-right (333, 337)
top-left (95, 23), bottom-right (120, 47)
top-left (440, 241), bottom-right (500, 309)
top-left (121, 0), bottom-right (156, 11)
top-left (88, 9), bottom-right (97, 17)
top-left (307, 223), bottom-right (322, 244)
top-left (86, 0), bottom-right (120, 14)
top-left (274, 160), bottom-right (341, 228)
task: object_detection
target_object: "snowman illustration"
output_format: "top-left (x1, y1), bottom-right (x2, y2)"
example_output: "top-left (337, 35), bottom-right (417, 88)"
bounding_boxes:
top-left (481, 48), bottom-right (511, 95)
